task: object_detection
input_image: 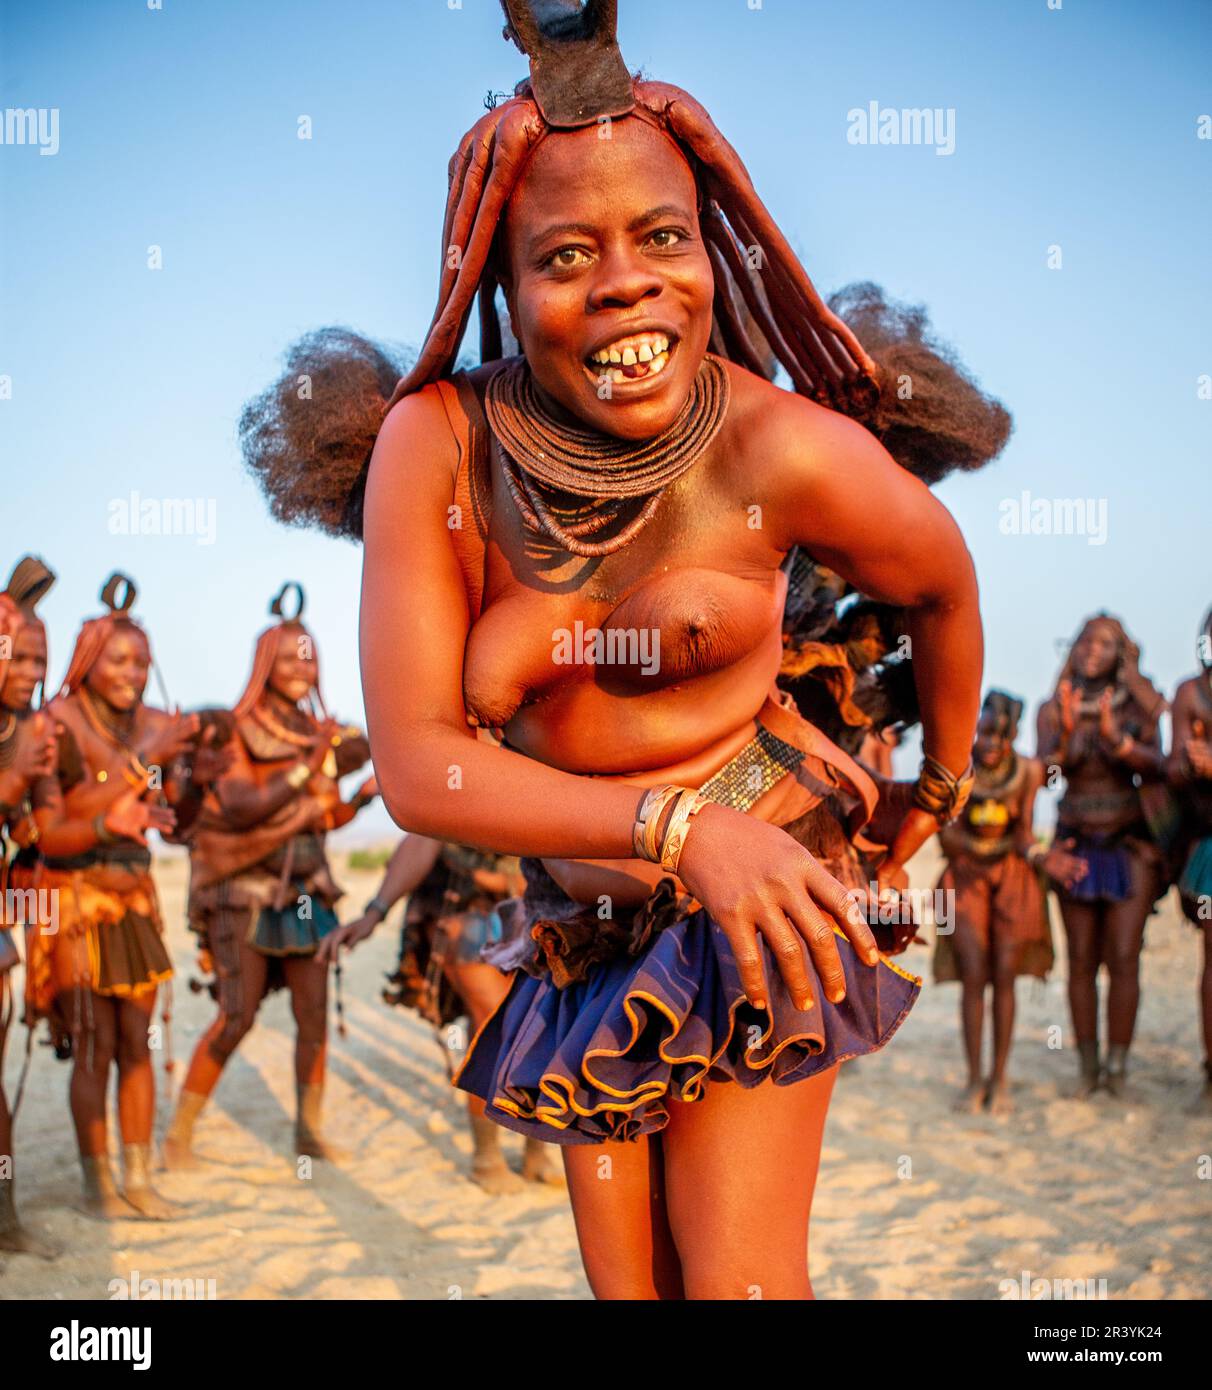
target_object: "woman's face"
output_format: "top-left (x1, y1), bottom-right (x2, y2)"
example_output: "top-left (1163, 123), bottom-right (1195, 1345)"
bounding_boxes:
top-left (1071, 620), bottom-right (1120, 681)
top-left (974, 713), bottom-right (1010, 768)
top-left (0, 623), bottom-right (48, 712)
top-left (267, 627), bottom-right (317, 705)
top-left (501, 117), bottom-right (715, 441)
top-left (85, 625), bottom-right (150, 712)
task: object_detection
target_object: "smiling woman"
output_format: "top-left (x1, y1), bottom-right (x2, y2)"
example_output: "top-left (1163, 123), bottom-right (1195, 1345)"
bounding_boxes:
top-left (21, 573), bottom-right (225, 1223)
top-left (239, 0), bottom-right (1010, 1301)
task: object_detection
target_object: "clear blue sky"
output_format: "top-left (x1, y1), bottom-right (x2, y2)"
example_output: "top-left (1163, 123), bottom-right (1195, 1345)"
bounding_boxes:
top-left (3, 0), bottom-right (1209, 840)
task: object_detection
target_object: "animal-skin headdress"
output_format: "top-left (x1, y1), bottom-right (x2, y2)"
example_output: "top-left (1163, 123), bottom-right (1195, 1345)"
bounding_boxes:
top-left (0, 555), bottom-right (57, 705)
top-left (234, 582), bottom-right (328, 719)
top-left (55, 572), bottom-right (152, 700)
top-left (387, 0), bottom-right (880, 416)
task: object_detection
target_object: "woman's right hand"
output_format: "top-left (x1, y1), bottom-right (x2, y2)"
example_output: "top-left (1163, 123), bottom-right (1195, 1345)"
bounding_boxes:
top-left (103, 787), bottom-right (176, 846)
top-left (1042, 838), bottom-right (1088, 891)
top-left (676, 802), bottom-right (879, 1014)
top-left (308, 719), bottom-right (344, 773)
top-left (0, 712), bottom-right (56, 790)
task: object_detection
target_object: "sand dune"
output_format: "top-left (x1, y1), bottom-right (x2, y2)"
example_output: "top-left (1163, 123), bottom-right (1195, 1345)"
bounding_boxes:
top-left (3, 846), bottom-right (1209, 1300)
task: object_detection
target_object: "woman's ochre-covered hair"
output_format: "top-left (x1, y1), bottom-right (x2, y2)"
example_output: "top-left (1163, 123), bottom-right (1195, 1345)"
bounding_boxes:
top-left (233, 582), bottom-right (329, 720)
top-left (240, 0), bottom-right (1011, 542)
top-left (0, 555), bottom-right (57, 705)
top-left (54, 571), bottom-right (150, 701)
top-left (981, 689), bottom-right (1025, 740)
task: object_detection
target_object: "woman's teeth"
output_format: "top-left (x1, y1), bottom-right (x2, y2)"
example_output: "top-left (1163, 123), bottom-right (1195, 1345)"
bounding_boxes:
top-left (587, 333), bottom-right (672, 383)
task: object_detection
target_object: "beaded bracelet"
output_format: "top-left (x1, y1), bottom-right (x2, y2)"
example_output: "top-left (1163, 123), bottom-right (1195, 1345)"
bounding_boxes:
top-left (912, 754), bottom-right (976, 825)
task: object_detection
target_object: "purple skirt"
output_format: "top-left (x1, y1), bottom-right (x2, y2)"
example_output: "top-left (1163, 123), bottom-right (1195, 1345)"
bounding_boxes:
top-left (456, 881), bottom-right (920, 1146)
top-left (1060, 831), bottom-right (1134, 904)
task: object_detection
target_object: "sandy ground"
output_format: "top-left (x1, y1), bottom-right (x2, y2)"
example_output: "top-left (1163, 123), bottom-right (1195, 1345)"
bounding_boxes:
top-left (2, 843), bottom-right (1210, 1301)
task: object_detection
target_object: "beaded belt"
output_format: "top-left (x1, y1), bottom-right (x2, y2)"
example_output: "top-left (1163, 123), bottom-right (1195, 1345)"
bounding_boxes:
top-left (697, 721), bottom-right (807, 813)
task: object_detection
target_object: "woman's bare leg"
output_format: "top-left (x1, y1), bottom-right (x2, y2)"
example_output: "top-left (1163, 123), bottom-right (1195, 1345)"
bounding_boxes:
top-left (662, 1065), bottom-right (839, 1301)
top-left (987, 936), bottom-right (1020, 1115)
top-left (1059, 899), bottom-right (1102, 1095)
top-left (115, 991), bottom-right (157, 1147)
top-left (282, 953), bottom-right (336, 1158)
top-left (562, 1132), bottom-right (683, 1300)
top-left (1195, 923), bottom-right (1212, 1111)
top-left (65, 991), bottom-right (134, 1218)
top-left (116, 990), bottom-right (177, 1219)
top-left (446, 958), bottom-right (565, 1191)
top-left (1102, 857), bottom-right (1153, 1094)
top-left (950, 887), bottom-right (992, 1112)
top-left (0, 981), bottom-right (57, 1254)
top-left (164, 940), bottom-right (269, 1167)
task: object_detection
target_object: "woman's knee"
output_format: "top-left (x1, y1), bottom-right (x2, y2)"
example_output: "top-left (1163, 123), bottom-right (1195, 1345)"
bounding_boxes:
top-left (291, 994), bottom-right (327, 1041)
top-left (208, 1007), bottom-right (257, 1060)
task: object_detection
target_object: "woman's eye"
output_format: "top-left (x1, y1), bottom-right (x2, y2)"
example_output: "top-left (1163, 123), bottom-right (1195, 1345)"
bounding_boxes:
top-left (547, 246), bottom-right (589, 269)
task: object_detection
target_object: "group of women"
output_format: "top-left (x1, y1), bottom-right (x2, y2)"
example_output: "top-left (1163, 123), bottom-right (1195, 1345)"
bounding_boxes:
top-left (0, 565), bottom-right (376, 1253)
top-left (933, 613), bottom-right (1212, 1116)
top-left (4, 2), bottom-right (1207, 1300)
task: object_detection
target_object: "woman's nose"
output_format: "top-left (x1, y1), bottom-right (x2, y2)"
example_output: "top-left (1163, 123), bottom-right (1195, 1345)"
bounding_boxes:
top-left (586, 248), bottom-right (663, 312)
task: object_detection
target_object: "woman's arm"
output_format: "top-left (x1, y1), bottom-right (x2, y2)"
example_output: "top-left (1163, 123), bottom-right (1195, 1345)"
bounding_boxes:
top-left (1168, 679), bottom-right (1212, 784)
top-left (360, 390), bottom-right (642, 858)
top-left (212, 732), bottom-right (326, 833)
top-left (314, 832), bottom-right (442, 963)
top-left (767, 398), bottom-right (984, 879)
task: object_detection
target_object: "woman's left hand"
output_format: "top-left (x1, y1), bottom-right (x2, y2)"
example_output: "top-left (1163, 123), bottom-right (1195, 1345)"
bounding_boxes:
top-left (1098, 688), bottom-right (1122, 747)
top-left (874, 806), bottom-right (938, 904)
top-left (316, 915), bottom-right (378, 965)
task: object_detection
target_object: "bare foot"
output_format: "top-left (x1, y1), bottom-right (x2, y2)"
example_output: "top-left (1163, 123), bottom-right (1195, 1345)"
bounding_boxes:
top-left (986, 1080), bottom-right (1015, 1117)
top-left (295, 1132), bottom-right (350, 1163)
top-left (76, 1189), bottom-right (142, 1222)
top-left (161, 1136), bottom-right (202, 1171)
top-left (0, 1223), bottom-right (60, 1260)
top-left (123, 1185), bottom-right (181, 1221)
top-left (521, 1141), bottom-right (566, 1188)
top-left (1103, 1070), bottom-right (1129, 1100)
top-left (951, 1081), bottom-right (986, 1114)
top-left (1070, 1069), bottom-right (1101, 1099)
top-left (471, 1155), bottom-right (525, 1195)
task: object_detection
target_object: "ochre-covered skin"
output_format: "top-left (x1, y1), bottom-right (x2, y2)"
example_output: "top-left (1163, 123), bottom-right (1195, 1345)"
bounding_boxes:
top-left (166, 618), bottom-right (376, 1168)
top-left (935, 700), bottom-right (1082, 1118)
top-left (21, 599), bottom-right (226, 1221)
top-left (0, 580), bottom-right (60, 1255)
top-left (359, 111), bottom-right (984, 1297)
top-left (1036, 615), bottom-right (1168, 1097)
top-left (1166, 613), bottom-right (1212, 1101)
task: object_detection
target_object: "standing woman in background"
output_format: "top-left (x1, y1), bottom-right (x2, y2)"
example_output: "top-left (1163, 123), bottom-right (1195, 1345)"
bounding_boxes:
top-left (934, 690), bottom-right (1085, 1115)
top-left (0, 556), bottom-right (60, 1255)
top-left (321, 831), bottom-right (564, 1191)
top-left (1168, 606), bottom-right (1212, 1109)
top-left (26, 574), bottom-right (205, 1219)
top-left (1036, 614), bottom-right (1168, 1098)
top-left (165, 586), bottom-right (377, 1167)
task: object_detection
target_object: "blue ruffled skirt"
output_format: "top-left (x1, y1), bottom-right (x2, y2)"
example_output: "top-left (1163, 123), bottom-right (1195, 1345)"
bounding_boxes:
top-left (456, 875), bottom-right (920, 1146)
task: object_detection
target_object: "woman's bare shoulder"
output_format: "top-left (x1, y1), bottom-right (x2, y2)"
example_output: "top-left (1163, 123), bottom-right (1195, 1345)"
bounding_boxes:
top-left (366, 381), bottom-right (462, 517)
